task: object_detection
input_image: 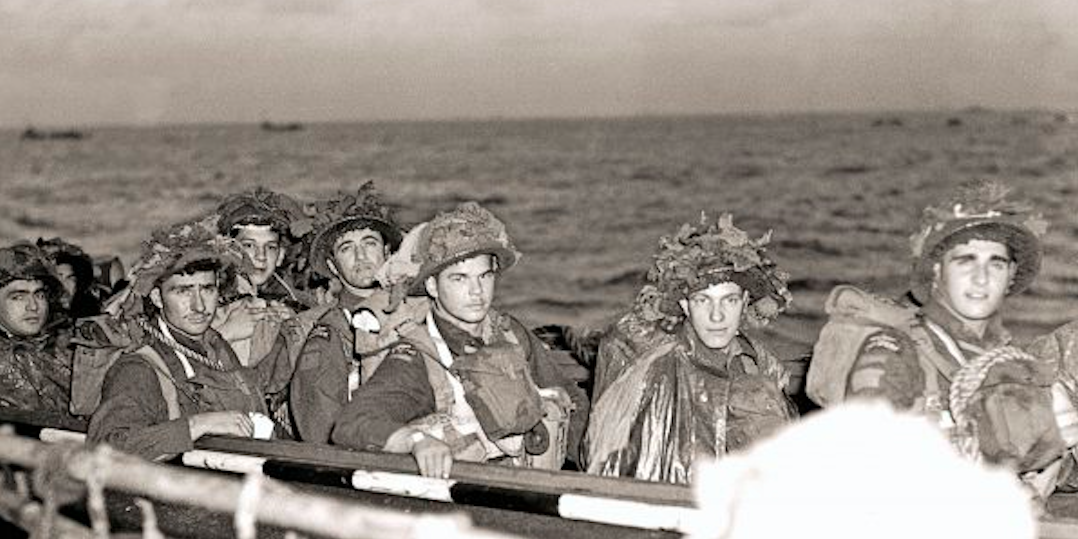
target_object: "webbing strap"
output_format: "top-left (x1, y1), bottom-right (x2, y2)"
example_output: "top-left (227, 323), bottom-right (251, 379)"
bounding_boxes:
top-left (130, 346), bottom-right (183, 421)
top-left (923, 319), bottom-right (968, 367)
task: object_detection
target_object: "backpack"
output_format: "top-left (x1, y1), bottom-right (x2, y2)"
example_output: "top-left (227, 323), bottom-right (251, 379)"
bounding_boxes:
top-left (70, 315), bottom-right (181, 420)
top-left (806, 285), bottom-right (919, 408)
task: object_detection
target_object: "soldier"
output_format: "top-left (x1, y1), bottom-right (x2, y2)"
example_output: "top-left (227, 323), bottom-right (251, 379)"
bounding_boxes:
top-left (835, 181), bottom-right (1078, 480)
top-left (287, 183), bottom-right (427, 443)
top-left (212, 188), bottom-right (312, 367)
top-left (584, 214), bottom-right (796, 484)
top-left (332, 202), bottom-right (589, 478)
top-left (87, 216), bottom-right (273, 461)
top-left (36, 237), bottom-right (105, 320)
top-left (0, 244), bottom-right (72, 416)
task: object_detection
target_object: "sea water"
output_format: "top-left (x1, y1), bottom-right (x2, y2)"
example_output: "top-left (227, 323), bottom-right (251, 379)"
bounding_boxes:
top-left (2, 111), bottom-right (1076, 357)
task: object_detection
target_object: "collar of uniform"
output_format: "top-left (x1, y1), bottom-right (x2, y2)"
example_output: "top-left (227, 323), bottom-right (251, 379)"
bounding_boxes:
top-left (921, 300), bottom-right (1011, 351)
top-left (0, 320), bottom-right (57, 353)
top-left (258, 272), bottom-right (302, 307)
top-left (159, 316), bottom-right (212, 355)
top-left (338, 287), bottom-right (392, 312)
top-left (681, 322), bottom-right (744, 369)
top-left (431, 311), bottom-right (485, 356)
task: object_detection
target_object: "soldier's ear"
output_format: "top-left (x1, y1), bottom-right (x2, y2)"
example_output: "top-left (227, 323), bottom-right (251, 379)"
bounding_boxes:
top-left (274, 249), bottom-right (285, 268)
top-left (425, 275), bottom-right (439, 299)
top-left (678, 298), bottom-right (689, 317)
top-left (1007, 261), bottom-right (1017, 290)
top-left (149, 287), bottom-right (164, 310)
top-left (931, 262), bottom-right (942, 287)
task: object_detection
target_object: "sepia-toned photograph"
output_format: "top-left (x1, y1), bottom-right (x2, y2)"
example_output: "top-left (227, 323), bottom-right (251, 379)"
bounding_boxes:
top-left (1, 1), bottom-right (1077, 538)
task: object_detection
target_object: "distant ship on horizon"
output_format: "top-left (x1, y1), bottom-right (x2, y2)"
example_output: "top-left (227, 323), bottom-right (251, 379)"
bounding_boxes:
top-left (20, 126), bottom-right (88, 141)
top-left (260, 120), bottom-right (304, 132)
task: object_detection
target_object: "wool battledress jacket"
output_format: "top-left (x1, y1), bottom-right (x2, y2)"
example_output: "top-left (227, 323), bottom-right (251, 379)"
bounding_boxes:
top-left (213, 271), bottom-right (313, 368)
top-left (846, 301), bottom-right (1074, 471)
top-left (331, 311), bottom-right (590, 466)
top-left (0, 322), bottom-right (73, 416)
top-left (287, 289), bottom-right (428, 443)
top-left (87, 319), bottom-right (267, 461)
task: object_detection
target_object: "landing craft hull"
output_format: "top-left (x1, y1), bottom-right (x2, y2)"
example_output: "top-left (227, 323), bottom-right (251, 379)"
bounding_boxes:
top-left (0, 409), bottom-right (684, 539)
top-left (4, 409), bottom-right (1078, 539)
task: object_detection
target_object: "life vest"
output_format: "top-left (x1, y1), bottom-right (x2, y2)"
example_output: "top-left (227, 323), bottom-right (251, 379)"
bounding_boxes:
top-left (70, 316), bottom-right (179, 419)
top-left (402, 311), bottom-right (552, 465)
top-left (805, 286), bottom-right (960, 433)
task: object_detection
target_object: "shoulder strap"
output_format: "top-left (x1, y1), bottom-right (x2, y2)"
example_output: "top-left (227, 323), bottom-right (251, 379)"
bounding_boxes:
top-left (130, 346), bottom-right (183, 421)
top-left (397, 332), bottom-right (456, 415)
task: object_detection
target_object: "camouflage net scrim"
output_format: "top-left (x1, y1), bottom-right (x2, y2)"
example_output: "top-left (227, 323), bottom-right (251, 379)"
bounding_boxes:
top-left (104, 214), bottom-right (248, 319)
top-left (307, 181), bottom-right (402, 278)
top-left (633, 213), bottom-right (791, 331)
top-left (215, 187), bottom-right (310, 240)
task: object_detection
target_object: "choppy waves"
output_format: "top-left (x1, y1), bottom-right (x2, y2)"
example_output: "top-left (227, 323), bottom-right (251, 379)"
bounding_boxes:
top-left (2, 110), bottom-right (1076, 358)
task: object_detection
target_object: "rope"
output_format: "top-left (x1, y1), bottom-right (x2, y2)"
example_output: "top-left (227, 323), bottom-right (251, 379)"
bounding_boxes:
top-left (947, 345), bottom-right (1036, 461)
top-left (31, 442), bottom-right (84, 539)
top-left (135, 498), bottom-right (165, 539)
top-left (136, 316), bottom-right (225, 371)
top-left (235, 471), bottom-right (264, 539)
top-left (87, 446), bottom-right (111, 539)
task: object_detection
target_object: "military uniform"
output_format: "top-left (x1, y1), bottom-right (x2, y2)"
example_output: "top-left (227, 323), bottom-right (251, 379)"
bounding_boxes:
top-left (587, 324), bottom-right (793, 484)
top-left (0, 323), bottom-right (73, 416)
top-left (331, 310), bottom-right (589, 466)
top-left (847, 301), bottom-right (1077, 472)
top-left (287, 289), bottom-right (427, 443)
top-left (87, 319), bottom-right (267, 461)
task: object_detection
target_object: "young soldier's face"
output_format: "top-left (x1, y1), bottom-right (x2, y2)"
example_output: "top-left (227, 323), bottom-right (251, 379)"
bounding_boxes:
top-left (680, 281), bottom-right (747, 350)
top-left (427, 254), bottom-right (497, 328)
top-left (328, 227), bottom-right (386, 291)
top-left (54, 263), bottom-right (78, 298)
top-left (934, 239), bottom-right (1015, 324)
top-left (235, 225), bottom-right (284, 288)
top-left (151, 270), bottom-right (220, 336)
top-left (0, 279), bottom-right (48, 337)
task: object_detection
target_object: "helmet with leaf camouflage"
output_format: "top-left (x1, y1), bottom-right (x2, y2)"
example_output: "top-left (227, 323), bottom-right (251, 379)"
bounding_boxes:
top-left (634, 213), bottom-right (791, 331)
top-left (909, 180), bottom-right (1046, 304)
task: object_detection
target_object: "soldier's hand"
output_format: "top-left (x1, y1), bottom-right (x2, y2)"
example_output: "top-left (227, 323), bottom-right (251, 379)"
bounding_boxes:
top-left (264, 301), bottom-right (295, 323)
top-left (188, 411), bottom-right (254, 440)
top-left (412, 435), bottom-right (454, 479)
top-left (215, 299), bottom-right (272, 340)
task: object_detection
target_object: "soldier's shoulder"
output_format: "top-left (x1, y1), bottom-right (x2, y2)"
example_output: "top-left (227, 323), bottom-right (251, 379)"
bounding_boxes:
top-left (386, 341), bottom-right (422, 363)
top-left (858, 326), bottom-right (913, 356)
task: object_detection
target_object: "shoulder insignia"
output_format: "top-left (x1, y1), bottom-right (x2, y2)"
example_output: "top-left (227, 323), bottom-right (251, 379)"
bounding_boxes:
top-left (864, 333), bottom-right (902, 353)
top-left (308, 325), bottom-right (331, 341)
top-left (389, 342), bottom-right (419, 362)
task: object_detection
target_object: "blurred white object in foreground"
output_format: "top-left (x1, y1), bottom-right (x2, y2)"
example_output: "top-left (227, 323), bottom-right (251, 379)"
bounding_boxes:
top-left (688, 402), bottom-right (1035, 539)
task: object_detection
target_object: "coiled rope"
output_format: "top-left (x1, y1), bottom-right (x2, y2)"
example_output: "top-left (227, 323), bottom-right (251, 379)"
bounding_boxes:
top-left (947, 345), bottom-right (1037, 461)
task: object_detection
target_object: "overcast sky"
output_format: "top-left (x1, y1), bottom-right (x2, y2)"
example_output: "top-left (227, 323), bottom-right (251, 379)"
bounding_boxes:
top-left (3, 0), bottom-right (1076, 127)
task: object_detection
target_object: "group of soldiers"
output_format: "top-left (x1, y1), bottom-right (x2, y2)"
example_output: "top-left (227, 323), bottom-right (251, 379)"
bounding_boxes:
top-left (3, 178), bottom-right (1078, 506)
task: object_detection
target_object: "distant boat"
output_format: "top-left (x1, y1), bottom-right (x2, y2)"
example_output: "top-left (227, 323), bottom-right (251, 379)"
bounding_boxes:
top-left (20, 126), bottom-right (88, 140)
top-left (871, 117), bottom-right (904, 128)
top-left (260, 121), bottom-right (304, 132)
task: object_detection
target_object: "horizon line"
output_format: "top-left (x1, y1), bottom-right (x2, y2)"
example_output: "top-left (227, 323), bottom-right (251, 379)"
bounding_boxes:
top-left (4, 104), bottom-right (1075, 131)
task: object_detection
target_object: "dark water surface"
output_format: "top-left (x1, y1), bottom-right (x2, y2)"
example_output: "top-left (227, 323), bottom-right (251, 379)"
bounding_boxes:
top-left (2, 111), bottom-right (1077, 357)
